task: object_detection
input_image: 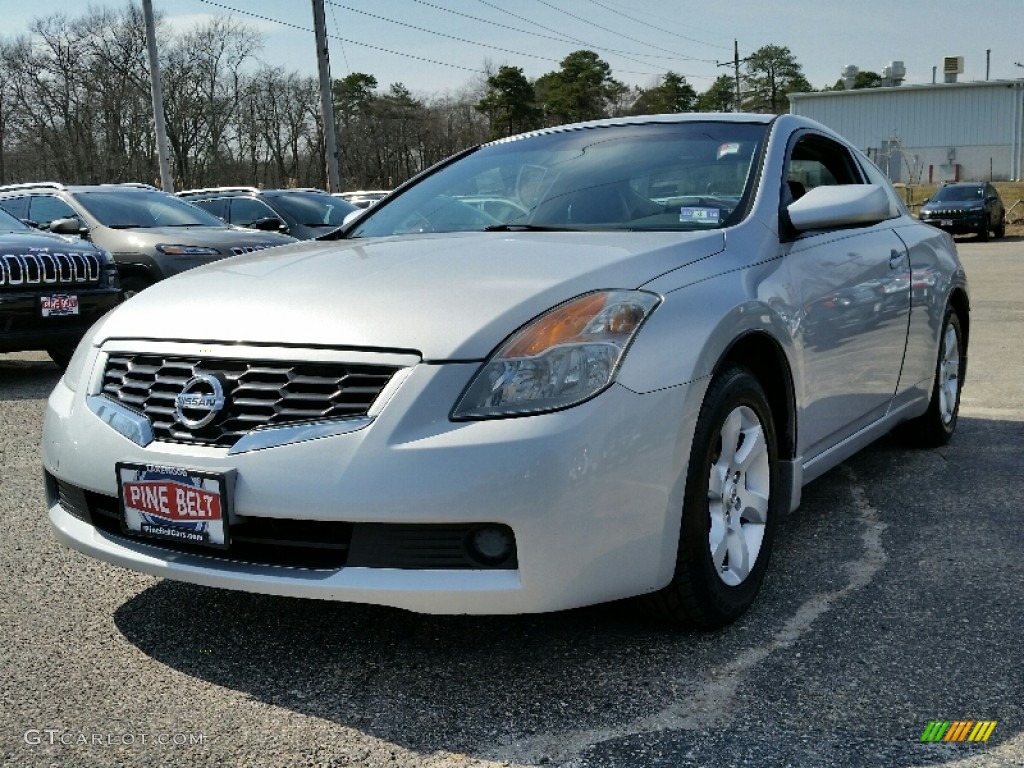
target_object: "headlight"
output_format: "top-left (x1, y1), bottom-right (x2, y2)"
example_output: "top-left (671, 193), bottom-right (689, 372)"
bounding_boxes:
top-left (452, 290), bottom-right (660, 420)
top-left (155, 244), bottom-right (221, 256)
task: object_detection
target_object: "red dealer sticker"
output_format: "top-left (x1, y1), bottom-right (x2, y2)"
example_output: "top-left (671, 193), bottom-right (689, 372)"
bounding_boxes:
top-left (117, 463), bottom-right (232, 548)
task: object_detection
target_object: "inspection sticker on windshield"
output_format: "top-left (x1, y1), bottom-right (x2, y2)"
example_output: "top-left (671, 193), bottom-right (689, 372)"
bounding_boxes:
top-left (117, 462), bottom-right (232, 548)
top-left (679, 207), bottom-right (720, 224)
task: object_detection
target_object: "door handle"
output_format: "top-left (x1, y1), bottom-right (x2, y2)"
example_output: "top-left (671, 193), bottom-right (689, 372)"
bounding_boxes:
top-left (889, 249), bottom-right (905, 269)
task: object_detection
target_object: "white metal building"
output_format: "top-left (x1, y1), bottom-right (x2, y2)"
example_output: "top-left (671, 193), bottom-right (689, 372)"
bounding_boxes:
top-left (789, 80), bottom-right (1024, 182)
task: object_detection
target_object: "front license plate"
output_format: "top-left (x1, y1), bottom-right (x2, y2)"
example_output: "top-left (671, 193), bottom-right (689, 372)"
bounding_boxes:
top-left (940, 219), bottom-right (954, 227)
top-left (117, 462), bottom-right (231, 548)
top-left (40, 294), bottom-right (79, 317)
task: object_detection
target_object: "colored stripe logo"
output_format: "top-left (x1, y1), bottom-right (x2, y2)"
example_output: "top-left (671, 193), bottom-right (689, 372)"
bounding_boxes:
top-left (921, 721), bottom-right (997, 742)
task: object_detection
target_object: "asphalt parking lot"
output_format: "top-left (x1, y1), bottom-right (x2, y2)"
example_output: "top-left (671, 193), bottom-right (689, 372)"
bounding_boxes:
top-left (2, 237), bottom-right (1022, 768)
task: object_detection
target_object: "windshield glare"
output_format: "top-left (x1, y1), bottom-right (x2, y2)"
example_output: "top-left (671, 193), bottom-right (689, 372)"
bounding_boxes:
top-left (932, 185), bottom-right (984, 202)
top-left (75, 189), bottom-right (227, 228)
top-left (267, 191), bottom-right (355, 227)
top-left (0, 205), bottom-right (29, 231)
top-left (350, 122), bottom-right (767, 237)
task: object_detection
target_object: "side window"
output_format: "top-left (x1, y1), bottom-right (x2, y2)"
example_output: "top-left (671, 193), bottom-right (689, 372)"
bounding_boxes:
top-left (229, 198), bottom-right (278, 226)
top-left (784, 134), bottom-right (863, 205)
top-left (29, 196), bottom-right (80, 230)
top-left (0, 196), bottom-right (30, 221)
top-left (190, 198), bottom-right (227, 221)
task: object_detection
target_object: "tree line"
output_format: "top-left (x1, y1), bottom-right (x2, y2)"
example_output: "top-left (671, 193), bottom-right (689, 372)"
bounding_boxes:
top-left (0, 5), bottom-right (817, 192)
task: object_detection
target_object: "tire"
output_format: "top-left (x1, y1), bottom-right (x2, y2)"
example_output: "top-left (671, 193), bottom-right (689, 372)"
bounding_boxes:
top-left (47, 346), bottom-right (75, 369)
top-left (121, 275), bottom-right (153, 299)
top-left (994, 216), bottom-right (1006, 238)
top-left (642, 365), bottom-right (781, 629)
top-left (977, 220), bottom-right (989, 241)
top-left (893, 307), bottom-right (964, 448)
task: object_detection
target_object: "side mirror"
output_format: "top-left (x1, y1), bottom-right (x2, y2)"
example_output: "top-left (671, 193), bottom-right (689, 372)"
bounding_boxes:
top-left (249, 216), bottom-right (289, 233)
top-left (786, 184), bottom-right (890, 233)
top-left (49, 217), bottom-right (88, 236)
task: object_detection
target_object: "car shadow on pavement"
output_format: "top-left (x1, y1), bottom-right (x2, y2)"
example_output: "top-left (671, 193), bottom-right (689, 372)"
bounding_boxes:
top-left (0, 356), bottom-right (62, 400)
top-left (110, 416), bottom-right (1023, 765)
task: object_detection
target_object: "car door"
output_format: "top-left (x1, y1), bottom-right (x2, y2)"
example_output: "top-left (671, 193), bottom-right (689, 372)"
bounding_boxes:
top-left (780, 132), bottom-right (911, 461)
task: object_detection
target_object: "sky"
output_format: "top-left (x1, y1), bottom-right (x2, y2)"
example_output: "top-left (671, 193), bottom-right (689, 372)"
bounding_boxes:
top-left (5, 0), bottom-right (1024, 99)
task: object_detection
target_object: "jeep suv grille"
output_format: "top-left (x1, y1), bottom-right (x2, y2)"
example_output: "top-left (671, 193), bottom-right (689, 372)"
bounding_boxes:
top-left (101, 354), bottom-right (399, 448)
top-left (0, 251), bottom-right (101, 287)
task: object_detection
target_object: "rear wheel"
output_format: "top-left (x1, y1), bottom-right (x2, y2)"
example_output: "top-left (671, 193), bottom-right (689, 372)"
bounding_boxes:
top-left (894, 307), bottom-right (964, 447)
top-left (643, 365), bottom-right (781, 629)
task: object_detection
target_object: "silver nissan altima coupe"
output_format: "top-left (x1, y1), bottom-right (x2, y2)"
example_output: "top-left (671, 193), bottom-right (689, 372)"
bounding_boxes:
top-left (42, 114), bottom-right (968, 628)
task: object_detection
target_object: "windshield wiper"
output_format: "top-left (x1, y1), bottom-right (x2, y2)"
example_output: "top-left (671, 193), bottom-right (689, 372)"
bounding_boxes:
top-left (482, 224), bottom-right (579, 232)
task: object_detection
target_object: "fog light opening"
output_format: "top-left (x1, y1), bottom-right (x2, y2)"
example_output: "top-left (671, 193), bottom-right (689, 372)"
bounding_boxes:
top-left (467, 525), bottom-right (516, 567)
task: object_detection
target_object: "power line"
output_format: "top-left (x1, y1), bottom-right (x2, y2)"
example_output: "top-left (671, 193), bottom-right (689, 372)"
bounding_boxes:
top-left (529, 0), bottom-right (719, 63)
top-left (471, 0), bottom-right (695, 76)
top-left (408, 0), bottom-right (707, 63)
top-left (325, 2), bottom-right (565, 64)
top-left (196, 0), bottom-right (486, 75)
top-left (584, 0), bottom-right (730, 51)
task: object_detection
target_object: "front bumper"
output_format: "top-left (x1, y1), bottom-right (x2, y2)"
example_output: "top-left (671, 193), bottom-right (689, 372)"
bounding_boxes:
top-left (0, 287), bottom-right (120, 353)
top-left (920, 212), bottom-right (986, 235)
top-left (42, 348), bottom-right (700, 614)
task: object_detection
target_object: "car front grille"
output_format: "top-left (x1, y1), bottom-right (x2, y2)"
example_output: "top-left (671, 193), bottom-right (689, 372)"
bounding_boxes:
top-left (230, 245), bottom-right (272, 256)
top-left (100, 354), bottom-right (400, 448)
top-left (0, 250), bottom-right (101, 287)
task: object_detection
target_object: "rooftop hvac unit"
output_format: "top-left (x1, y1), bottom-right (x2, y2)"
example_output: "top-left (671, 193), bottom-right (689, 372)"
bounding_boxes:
top-left (841, 64), bottom-right (858, 90)
top-left (943, 56), bottom-right (964, 83)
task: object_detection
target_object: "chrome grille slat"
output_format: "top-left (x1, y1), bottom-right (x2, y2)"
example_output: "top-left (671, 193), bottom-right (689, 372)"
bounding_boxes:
top-left (101, 354), bottom-right (399, 448)
top-left (0, 251), bottom-right (100, 287)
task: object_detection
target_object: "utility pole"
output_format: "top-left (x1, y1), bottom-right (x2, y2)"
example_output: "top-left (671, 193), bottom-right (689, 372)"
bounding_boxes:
top-left (312, 0), bottom-right (342, 193)
top-left (142, 0), bottom-right (173, 192)
top-left (717, 40), bottom-right (752, 113)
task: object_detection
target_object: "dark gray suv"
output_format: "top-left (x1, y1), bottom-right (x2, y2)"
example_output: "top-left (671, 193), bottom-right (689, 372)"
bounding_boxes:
top-left (0, 183), bottom-right (296, 295)
top-left (918, 182), bottom-right (1006, 240)
top-left (177, 187), bottom-right (357, 240)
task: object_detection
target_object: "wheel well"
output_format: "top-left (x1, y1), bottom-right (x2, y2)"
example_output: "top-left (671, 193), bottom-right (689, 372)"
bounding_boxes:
top-left (948, 287), bottom-right (970, 380)
top-left (948, 287), bottom-right (969, 348)
top-left (719, 333), bottom-right (796, 460)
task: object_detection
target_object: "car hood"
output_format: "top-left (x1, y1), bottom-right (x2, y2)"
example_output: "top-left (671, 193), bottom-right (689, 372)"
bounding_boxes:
top-left (97, 231), bottom-right (724, 360)
top-left (0, 227), bottom-right (103, 253)
top-left (91, 225), bottom-right (296, 252)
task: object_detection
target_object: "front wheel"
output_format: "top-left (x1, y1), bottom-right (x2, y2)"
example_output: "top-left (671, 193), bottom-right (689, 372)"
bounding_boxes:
top-left (994, 216), bottom-right (1006, 238)
top-left (643, 365), bottom-right (781, 629)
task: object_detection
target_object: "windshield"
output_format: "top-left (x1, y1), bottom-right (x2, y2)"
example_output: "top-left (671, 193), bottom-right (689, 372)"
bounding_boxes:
top-left (931, 185), bottom-right (984, 203)
top-left (266, 191), bottom-right (356, 227)
top-left (0, 205), bottom-right (30, 231)
top-left (74, 188), bottom-right (228, 228)
top-left (350, 121), bottom-right (767, 237)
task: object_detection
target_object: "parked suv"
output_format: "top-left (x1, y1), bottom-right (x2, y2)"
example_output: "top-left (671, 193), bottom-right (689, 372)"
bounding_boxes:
top-left (177, 187), bottom-right (356, 240)
top-left (918, 182), bottom-right (1006, 240)
top-left (0, 204), bottom-right (120, 367)
top-left (0, 183), bottom-right (296, 296)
